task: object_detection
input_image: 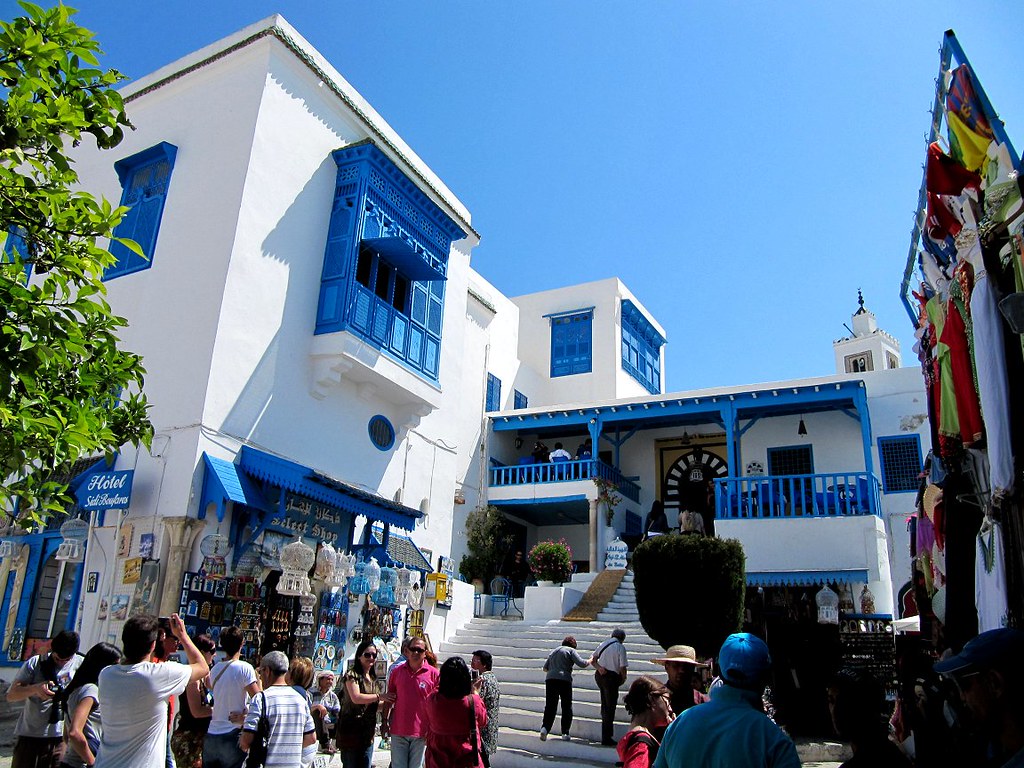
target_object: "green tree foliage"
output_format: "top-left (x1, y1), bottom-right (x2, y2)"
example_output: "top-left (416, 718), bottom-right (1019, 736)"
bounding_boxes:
top-left (458, 505), bottom-right (507, 585)
top-left (0, 3), bottom-right (152, 523)
top-left (632, 534), bottom-right (746, 658)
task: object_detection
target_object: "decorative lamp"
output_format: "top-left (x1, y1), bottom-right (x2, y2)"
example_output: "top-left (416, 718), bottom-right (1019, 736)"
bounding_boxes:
top-left (315, 542), bottom-right (337, 582)
top-left (365, 557), bottom-right (381, 592)
top-left (277, 538), bottom-right (315, 597)
top-left (348, 559), bottom-right (370, 596)
top-left (200, 533), bottom-right (230, 577)
top-left (815, 585), bottom-right (839, 625)
top-left (55, 518), bottom-right (89, 562)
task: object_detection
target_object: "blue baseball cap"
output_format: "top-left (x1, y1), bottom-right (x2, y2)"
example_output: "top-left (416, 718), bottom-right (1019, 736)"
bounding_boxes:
top-left (934, 628), bottom-right (1024, 675)
top-left (719, 633), bottom-right (771, 689)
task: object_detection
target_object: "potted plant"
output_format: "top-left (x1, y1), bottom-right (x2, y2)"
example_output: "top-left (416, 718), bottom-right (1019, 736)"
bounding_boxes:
top-left (459, 505), bottom-right (506, 592)
top-left (528, 539), bottom-right (573, 586)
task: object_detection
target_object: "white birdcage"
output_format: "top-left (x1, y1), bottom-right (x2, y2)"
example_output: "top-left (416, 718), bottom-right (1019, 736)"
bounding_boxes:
top-left (55, 518), bottom-right (89, 562)
top-left (277, 538), bottom-right (315, 597)
top-left (395, 565), bottom-right (414, 605)
top-left (815, 585), bottom-right (839, 625)
top-left (315, 542), bottom-right (337, 581)
top-left (366, 557), bottom-right (381, 592)
top-left (200, 533), bottom-right (230, 577)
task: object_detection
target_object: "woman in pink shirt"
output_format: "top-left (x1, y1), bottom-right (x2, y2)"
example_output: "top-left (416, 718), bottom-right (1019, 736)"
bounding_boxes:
top-left (424, 657), bottom-right (487, 768)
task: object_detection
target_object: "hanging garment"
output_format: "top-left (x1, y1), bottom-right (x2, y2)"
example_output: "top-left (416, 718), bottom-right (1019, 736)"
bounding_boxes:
top-left (925, 296), bottom-right (961, 456)
top-left (975, 519), bottom-right (1009, 631)
top-left (940, 268), bottom-right (984, 447)
top-left (962, 231), bottom-right (1015, 495)
top-left (926, 142), bottom-right (982, 197)
top-left (947, 110), bottom-right (993, 173)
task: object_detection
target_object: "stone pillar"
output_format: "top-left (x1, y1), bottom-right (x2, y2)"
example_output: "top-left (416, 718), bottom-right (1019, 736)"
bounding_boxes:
top-left (589, 498), bottom-right (600, 573)
top-left (158, 517), bottom-right (202, 617)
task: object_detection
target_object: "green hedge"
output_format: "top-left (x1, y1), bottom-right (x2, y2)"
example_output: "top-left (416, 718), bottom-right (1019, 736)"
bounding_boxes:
top-left (632, 535), bottom-right (746, 658)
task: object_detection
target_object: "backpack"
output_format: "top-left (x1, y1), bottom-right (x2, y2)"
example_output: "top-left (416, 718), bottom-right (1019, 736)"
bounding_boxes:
top-left (614, 730), bottom-right (659, 767)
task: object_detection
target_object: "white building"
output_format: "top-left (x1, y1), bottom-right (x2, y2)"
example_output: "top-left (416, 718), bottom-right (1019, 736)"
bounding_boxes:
top-left (0, 15), bottom-right (927, 682)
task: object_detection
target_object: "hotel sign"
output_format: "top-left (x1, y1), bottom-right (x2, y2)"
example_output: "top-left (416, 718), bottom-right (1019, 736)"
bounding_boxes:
top-left (80, 471), bottom-right (134, 511)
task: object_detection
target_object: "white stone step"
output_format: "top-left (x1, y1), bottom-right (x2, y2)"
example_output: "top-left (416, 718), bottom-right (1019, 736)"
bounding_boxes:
top-left (494, 725), bottom-right (619, 766)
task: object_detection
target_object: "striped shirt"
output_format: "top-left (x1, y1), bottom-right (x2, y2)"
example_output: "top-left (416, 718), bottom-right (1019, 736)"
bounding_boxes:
top-left (243, 685), bottom-right (314, 767)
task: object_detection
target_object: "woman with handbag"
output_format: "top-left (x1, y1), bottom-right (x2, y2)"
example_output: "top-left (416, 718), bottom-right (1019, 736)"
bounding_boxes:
top-left (424, 656), bottom-right (487, 768)
top-left (170, 634), bottom-right (216, 768)
top-left (337, 639), bottom-right (388, 768)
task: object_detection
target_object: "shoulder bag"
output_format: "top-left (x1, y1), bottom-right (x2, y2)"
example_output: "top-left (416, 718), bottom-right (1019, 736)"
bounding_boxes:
top-left (246, 691), bottom-right (270, 768)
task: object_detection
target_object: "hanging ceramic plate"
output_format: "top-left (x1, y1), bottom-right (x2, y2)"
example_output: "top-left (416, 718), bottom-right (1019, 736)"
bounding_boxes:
top-left (326, 645), bottom-right (336, 661)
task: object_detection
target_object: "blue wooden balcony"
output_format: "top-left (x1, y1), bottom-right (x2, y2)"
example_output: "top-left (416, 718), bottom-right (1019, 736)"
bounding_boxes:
top-left (715, 472), bottom-right (880, 519)
top-left (489, 458), bottom-right (641, 503)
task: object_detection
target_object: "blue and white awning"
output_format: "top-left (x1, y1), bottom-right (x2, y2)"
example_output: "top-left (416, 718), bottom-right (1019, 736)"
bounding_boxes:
top-left (746, 569), bottom-right (869, 588)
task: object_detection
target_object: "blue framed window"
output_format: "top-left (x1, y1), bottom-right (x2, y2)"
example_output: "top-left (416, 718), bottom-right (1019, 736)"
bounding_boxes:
top-left (368, 415), bottom-right (396, 451)
top-left (767, 445), bottom-right (814, 476)
top-left (486, 373), bottom-right (502, 412)
top-left (620, 299), bottom-right (664, 395)
top-left (549, 310), bottom-right (592, 377)
top-left (315, 144), bottom-right (465, 383)
top-left (513, 389), bottom-right (528, 409)
top-left (105, 142), bottom-right (177, 280)
top-left (878, 435), bottom-right (922, 493)
top-left (2, 229), bottom-right (31, 283)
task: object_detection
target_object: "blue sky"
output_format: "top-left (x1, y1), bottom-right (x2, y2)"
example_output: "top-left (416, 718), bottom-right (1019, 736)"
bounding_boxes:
top-left (9, 1), bottom-right (1022, 392)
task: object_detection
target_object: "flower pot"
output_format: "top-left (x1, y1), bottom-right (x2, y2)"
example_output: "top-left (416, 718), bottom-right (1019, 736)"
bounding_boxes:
top-left (536, 580), bottom-right (556, 587)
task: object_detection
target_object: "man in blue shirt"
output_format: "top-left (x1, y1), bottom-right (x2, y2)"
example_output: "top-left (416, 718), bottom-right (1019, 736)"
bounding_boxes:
top-left (653, 633), bottom-right (799, 768)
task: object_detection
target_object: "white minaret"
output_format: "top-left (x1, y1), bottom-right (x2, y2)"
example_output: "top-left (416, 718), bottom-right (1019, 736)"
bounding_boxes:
top-left (833, 290), bottom-right (901, 374)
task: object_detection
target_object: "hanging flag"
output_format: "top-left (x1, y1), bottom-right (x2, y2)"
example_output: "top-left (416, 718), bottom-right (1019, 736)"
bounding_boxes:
top-left (926, 142), bottom-right (981, 197)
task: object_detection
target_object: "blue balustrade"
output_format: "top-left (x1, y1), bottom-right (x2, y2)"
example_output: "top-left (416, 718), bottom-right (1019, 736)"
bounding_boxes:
top-left (489, 458), bottom-right (640, 503)
top-left (714, 472), bottom-right (880, 519)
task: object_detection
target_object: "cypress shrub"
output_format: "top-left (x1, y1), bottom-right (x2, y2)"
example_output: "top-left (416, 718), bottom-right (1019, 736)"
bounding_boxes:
top-left (632, 535), bottom-right (746, 658)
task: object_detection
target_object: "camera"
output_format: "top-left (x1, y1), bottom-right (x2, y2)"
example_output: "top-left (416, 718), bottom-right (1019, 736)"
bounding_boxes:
top-left (471, 669), bottom-right (480, 682)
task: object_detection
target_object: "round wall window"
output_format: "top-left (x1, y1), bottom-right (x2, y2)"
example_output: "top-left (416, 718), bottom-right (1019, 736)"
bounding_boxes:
top-left (368, 415), bottom-right (396, 451)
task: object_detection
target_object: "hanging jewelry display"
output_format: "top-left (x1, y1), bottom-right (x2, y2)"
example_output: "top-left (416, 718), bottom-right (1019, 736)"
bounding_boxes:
top-left (55, 518), bottom-right (89, 563)
top-left (199, 533), bottom-right (230, 577)
top-left (277, 538), bottom-right (315, 597)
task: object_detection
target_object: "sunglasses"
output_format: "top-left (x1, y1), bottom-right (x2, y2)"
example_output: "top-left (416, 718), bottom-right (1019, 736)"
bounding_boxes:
top-left (408, 647), bottom-right (426, 655)
top-left (361, 652), bottom-right (377, 659)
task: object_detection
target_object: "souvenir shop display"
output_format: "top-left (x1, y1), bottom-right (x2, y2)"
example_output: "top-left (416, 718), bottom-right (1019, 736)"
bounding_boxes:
top-left (200, 533), bottom-right (230, 578)
top-left (839, 614), bottom-right (897, 695)
top-left (313, 588), bottom-right (348, 673)
top-left (178, 571), bottom-right (230, 640)
top-left (227, 576), bottom-right (264, 660)
top-left (264, 586), bottom-right (296, 655)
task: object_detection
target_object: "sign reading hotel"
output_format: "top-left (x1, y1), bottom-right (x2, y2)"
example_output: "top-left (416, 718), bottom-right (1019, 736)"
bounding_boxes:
top-left (81, 470), bottom-right (134, 511)
top-left (268, 493), bottom-right (343, 546)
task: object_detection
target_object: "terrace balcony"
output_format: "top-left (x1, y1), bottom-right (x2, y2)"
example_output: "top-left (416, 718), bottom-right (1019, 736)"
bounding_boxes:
top-left (715, 471), bottom-right (881, 519)
top-left (489, 458), bottom-right (640, 503)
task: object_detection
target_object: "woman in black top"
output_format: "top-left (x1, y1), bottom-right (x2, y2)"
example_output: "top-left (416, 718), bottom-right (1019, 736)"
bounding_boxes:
top-left (170, 634), bottom-right (216, 768)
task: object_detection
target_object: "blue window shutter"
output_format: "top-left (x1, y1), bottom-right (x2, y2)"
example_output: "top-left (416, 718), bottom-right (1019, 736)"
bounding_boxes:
top-left (514, 390), bottom-right (528, 409)
top-left (106, 143), bottom-right (176, 280)
top-left (316, 197), bottom-right (355, 333)
top-left (550, 312), bottom-right (592, 377)
top-left (878, 435), bottom-right (922, 493)
top-left (486, 373), bottom-right (501, 411)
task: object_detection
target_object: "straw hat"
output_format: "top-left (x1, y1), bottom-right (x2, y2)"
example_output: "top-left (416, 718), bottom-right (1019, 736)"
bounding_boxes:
top-left (650, 645), bottom-right (708, 667)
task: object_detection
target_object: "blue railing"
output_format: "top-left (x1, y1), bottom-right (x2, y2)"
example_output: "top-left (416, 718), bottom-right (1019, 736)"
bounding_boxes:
top-left (715, 473), bottom-right (880, 519)
top-left (489, 459), bottom-right (641, 503)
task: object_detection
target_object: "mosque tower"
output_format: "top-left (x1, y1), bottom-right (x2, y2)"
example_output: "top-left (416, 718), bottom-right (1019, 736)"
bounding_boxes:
top-left (833, 290), bottom-right (901, 374)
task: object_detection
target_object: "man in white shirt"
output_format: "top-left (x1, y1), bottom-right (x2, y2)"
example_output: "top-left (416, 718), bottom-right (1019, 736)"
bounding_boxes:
top-left (96, 614), bottom-right (209, 768)
top-left (203, 626), bottom-right (260, 768)
top-left (548, 443), bottom-right (572, 461)
top-left (590, 627), bottom-right (628, 746)
top-left (240, 651), bottom-right (315, 767)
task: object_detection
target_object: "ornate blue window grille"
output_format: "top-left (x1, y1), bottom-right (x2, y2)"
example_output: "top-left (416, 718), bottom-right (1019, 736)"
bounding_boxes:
top-left (106, 142), bottom-right (177, 280)
top-left (513, 389), bottom-right (528, 409)
top-left (620, 299), bottom-right (663, 394)
top-left (549, 310), bottom-right (593, 377)
top-left (486, 373), bottom-right (502, 412)
top-left (878, 435), bottom-right (922, 493)
top-left (315, 142), bottom-right (465, 383)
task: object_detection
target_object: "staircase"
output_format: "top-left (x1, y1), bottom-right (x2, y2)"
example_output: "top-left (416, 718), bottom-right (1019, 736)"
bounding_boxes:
top-left (439, 573), bottom-right (658, 768)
